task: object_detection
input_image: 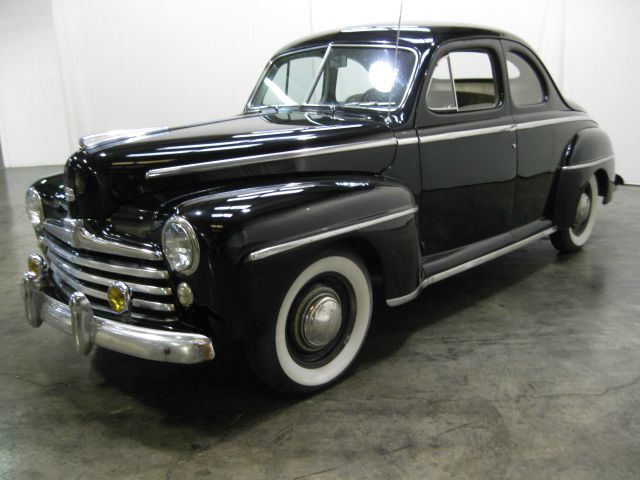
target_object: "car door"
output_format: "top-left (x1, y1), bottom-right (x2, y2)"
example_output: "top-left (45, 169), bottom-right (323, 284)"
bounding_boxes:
top-left (416, 39), bottom-right (516, 263)
top-left (501, 40), bottom-right (578, 229)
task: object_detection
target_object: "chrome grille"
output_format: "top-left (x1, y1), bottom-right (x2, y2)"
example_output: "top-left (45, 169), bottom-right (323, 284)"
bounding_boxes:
top-left (42, 219), bottom-right (177, 323)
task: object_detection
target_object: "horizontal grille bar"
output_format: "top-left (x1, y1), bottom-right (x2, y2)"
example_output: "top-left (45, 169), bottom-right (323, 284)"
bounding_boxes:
top-left (43, 218), bottom-right (178, 323)
top-left (53, 274), bottom-right (177, 323)
top-left (44, 218), bottom-right (162, 261)
top-left (44, 237), bottom-right (169, 280)
top-left (48, 250), bottom-right (172, 296)
top-left (51, 267), bottom-right (175, 312)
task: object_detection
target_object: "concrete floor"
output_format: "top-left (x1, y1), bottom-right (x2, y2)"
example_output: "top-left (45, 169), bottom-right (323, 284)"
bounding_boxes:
top-left (1, 166), bottom-right (639, 480)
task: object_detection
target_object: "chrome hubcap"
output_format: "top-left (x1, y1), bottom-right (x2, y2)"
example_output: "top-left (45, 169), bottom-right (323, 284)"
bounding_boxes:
top-left (574, 192), bottom-right (592, 226)
top-left (300, 294), bottom-right (342, 350)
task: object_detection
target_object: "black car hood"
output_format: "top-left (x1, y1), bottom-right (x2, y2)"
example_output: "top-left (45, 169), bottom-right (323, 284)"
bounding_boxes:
top-left (65, 109), bottom-right (396, 219)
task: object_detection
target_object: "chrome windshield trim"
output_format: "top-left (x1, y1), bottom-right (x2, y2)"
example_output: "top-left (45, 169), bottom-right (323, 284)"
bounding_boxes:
top-left (52, 268), bottom-right (175, 312)
top-left (418, 115), bottom-right (593, 144)
top-left (562, 155), bottom-right (614, 171)
top-left (44, 219), bottom-right (163, 261)
top-left (44, 238), bottom-right (169, 279)
top-left (244, 45), bottom-right (326, 110)
top-left (47, 250), bottom-right (172, 296)
top-left (386, 227), bottom-right (557, 307)
top-left (146, 137), bottom-right (397, 179)
top-left (248, 206), bottom-right (418, 261)
top-left (246, 43), bottom-right (420, 113)
top-left (304, 45), bottom-right (332, 104)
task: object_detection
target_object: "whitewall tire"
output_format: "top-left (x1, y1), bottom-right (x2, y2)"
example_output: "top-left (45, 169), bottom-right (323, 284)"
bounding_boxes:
top-left (551, 176), bottom-right (599, 253)
top-left (245, 250), bottom-right (372, 394)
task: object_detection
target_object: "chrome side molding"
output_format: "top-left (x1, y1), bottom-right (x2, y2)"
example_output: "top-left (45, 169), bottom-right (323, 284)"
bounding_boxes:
top-left (562, 155), bottom-right (614, 171)
top-left (420, 123), bottom-right (517, 144)
top-left (145, 137), bottom-right (397, 179)
top-left (248, 207), bottom-right (418, 261)
top-left (401, 115), bottom-right (595, 146)
top-left (386, 226), bottom-right (558, 307)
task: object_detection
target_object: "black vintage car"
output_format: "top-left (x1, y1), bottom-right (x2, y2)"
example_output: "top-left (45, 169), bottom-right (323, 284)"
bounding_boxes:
top-left (22, 25), bottom-right (618, 393)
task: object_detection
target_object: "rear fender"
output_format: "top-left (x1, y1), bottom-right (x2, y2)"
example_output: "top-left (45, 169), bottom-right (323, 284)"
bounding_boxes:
top-left (554, 127), bottom-right (615, 228)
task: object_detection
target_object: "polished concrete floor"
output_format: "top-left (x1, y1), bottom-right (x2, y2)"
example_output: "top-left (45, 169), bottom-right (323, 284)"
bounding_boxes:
top-left (1, 166), bottom-right (639, 479)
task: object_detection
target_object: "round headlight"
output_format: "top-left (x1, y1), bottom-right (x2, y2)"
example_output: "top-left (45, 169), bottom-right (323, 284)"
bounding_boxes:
top-left (161, 216), bottom-right (200, 275)
top-left (25, 187), bottom-right (44, 229)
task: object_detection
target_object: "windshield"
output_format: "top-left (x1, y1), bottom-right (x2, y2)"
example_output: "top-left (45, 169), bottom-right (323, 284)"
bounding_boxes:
top-left (248, 45), bottom-right (417, 111)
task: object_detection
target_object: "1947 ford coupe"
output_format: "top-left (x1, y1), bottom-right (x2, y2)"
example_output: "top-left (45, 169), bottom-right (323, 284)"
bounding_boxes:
top-left (21, 25), bottom-right (619, 393)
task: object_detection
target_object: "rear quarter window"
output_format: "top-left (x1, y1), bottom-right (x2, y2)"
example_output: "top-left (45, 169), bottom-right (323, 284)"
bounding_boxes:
top-left (506, 52), bottom-right (546, 106)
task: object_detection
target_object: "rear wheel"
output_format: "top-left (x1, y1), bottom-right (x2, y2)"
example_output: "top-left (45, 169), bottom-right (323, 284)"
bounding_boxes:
top-left (551, 176), bottom-right (599, 253)
top-left (245, 250), bottom-right (372, 394)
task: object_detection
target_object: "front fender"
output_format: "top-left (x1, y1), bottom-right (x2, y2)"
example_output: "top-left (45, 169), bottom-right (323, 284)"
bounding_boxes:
top-left (173, 175), bottom-right (419, 342)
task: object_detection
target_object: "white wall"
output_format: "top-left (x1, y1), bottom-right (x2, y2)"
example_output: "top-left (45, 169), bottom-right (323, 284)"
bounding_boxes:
top-left (0, 0), bottom-right (70, 168)
top-left (563, 0), bottom-right (640, 184)
top-left (0, 0), bottom-right (638, 183)
top-left (51, 0), bottom-right (311, 148)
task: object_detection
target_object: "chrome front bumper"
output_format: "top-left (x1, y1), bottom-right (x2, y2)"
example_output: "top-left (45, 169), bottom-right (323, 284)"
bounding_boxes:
top-left (20, 273), bottom-right (215, 364)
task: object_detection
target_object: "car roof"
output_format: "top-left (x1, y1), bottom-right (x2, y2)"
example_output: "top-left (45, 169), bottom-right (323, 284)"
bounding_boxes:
top-left (275, 24), bottom-right (528, 56)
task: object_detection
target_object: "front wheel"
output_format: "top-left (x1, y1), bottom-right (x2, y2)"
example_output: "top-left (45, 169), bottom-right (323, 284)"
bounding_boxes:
top-left (245, 250), bottom-right (372, 394)
top-left (551, 176), bottom-right (599, 253)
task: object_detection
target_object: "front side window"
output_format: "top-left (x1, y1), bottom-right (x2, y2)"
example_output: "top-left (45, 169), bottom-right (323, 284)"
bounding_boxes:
top-left (506, 52), bottom-right (545, 106)
top-left (426, 50), bottom-right (498, 113)
top-left (249, 46), bottom-right (417, 111)
top-left (254, 50), bottom-right (325, 107)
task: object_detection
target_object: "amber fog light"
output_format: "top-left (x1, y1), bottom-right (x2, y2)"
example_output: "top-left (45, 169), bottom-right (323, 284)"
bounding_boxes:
top-left (107, 281), bottom-right (131, 313)
top-left (27, 253), bottom-right (48, 280)
top-left (177, 282), bottom-right (194, 307)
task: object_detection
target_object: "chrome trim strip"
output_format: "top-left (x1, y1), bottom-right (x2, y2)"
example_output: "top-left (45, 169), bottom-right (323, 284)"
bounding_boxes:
top-left (80, 127), bottom-right (169, 151)
top-left (52, 268), bottom-right (175, 312)
top-left (146, 137), bottom-right (397, 179)
top-left (562, 155), bottom-right (614, 171)
top-left (44, 238), bottom-right (169, 279)
top-left (148, 115), bottom-right (594, 179)
top-left (516, 115), bottom-right (595, 130)
top-left (420, 124), bottom-right (516, 144)
top-left (249, 207), bottom-right (418, 261)
top-left (418, 115), bottom-right (593, 145)
top-left (44, 219), bottom-right (163, 261)
top-left (47, 250), bottom-right (172, 296)
top-left (397, 136), bottom-right (419, 146)
top-left (22, 274), bottom-right (213, 364)
top-left (386, 227), bottom-right (557, 307)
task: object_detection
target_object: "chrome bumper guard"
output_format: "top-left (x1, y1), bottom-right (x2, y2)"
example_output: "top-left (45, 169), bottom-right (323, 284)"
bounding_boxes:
top-left (21, 273), bottom-right (215, 364)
